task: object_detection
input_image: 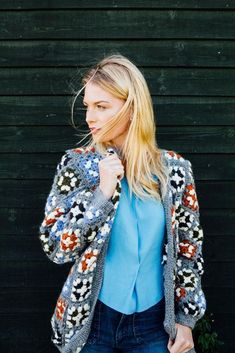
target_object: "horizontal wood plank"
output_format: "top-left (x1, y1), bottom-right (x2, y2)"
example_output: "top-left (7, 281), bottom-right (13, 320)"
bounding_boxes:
top-left (1, 208), bottom-right (233, 236)
top-left (0, 312), bottom-right (232, 353)
top-left (0, 233), bottom-right (234, 262)
top-left (0, 180), bottom-right (233, 208)
top-left (0, 126), bottom-right (234, 153)
top-left (0, 10), bottom-right (235, 39)
top-left (1, 67), bottom-right (235, 96)
top-left (1, 153), bottom-right (234, 180)
top-left (1, 40), bottom-right (235, 68)
top-left (0, 261), bottom-right (231, 287)
top-left (0, 286), bottom-right (234, 315)
top-left (1, 96), bottom-right (235, 126)
top-left (1, 1), bottom-right (234, 10)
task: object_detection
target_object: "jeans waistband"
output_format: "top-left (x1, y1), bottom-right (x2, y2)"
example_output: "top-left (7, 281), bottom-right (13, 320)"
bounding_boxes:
top-left (96, 295), bottom-right (165, 316)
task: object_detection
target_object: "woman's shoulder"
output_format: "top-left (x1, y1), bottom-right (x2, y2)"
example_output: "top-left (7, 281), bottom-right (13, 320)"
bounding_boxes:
top-left (58, 146), bottom-right (101, 178)
top-left (63, 146), bottom-right (191, 168)
top-left (66, 146), bottom-right (96, 155)
top-left (161, 148), bottom-right (191, 166)
top-left (55, 146), bottom-right (95, 172)
top-left (61, 146), bottom-right (97, 162)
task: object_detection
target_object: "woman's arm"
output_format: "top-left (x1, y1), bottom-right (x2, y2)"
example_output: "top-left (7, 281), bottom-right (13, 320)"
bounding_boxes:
top-left (174, 158), bottom-right (207, 330)
top-left (38, 150), bottom-right (115, 265)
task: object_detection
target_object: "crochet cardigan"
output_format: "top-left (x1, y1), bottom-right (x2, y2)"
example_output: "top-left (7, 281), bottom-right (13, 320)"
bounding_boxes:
top-left (38, 146), bottom-right (207, 353)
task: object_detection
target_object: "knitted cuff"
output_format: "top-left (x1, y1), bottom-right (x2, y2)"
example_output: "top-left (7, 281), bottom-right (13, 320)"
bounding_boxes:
top-left (91, 186), bottom-right (115, 215)
top-left (175, 311), bottom-right (198, 330)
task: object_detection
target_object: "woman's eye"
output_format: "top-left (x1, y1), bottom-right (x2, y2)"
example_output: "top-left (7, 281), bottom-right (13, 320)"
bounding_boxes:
top-left (83, 105), bottom-right (106, 111)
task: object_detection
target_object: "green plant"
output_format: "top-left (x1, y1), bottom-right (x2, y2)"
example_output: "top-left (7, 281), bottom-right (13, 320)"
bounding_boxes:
top-left (193, 312), bottom-right (224, 353)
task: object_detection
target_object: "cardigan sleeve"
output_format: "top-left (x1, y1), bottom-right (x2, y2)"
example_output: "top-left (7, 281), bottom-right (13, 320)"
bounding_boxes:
top-left (38, 150), bottom-right (115, 265)
top-left (174, 158), bottom-right (207, 330)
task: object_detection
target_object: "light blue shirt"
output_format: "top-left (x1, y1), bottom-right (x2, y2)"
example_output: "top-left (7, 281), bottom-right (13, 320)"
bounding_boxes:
top-left (98, 175), bottom-right (166, 314)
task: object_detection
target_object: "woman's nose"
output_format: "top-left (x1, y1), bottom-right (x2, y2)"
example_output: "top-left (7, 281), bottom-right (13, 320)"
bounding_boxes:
top-left (85, 109), bottom-right (96, 122)
top-left (86, 117), bottom-right (96, 125)
top-left (85, 112), bottom-right (93, 124)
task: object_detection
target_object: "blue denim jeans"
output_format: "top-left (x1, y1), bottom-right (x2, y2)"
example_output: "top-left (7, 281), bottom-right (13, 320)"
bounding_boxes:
top-left (81, 296), bottom-right (170, 353)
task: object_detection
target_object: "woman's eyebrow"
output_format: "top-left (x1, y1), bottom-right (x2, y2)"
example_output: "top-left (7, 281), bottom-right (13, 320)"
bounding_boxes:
top-left (83, 100), bottom-right (110, 104)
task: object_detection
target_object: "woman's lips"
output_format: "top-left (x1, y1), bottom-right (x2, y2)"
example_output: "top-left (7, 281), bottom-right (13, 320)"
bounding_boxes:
top-left (90, 128), bottom-right (101, 134)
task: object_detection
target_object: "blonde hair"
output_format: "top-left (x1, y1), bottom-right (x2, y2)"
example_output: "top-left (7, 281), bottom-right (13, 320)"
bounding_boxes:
top-left (70, 53), bottom-right (169, 201)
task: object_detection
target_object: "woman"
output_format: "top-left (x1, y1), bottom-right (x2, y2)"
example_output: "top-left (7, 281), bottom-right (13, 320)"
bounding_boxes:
top-left (39, 54), bottom-right (206, 353)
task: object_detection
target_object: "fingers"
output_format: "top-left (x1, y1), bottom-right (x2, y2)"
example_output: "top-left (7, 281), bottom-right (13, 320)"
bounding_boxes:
top-left (105, 153), bottom-right (119, 161)
top-left (167, 338), bottom-right (174, 352)
top-left (104, 151), bottom-right (124, 171)
top-left (106, 148), bottom-right (117, 157)
top-left (117, 170), bottom-right (125, 180)
top-left (104, 148), bottom-right (125, 181)
top-left (167, 328), bottom-right (194, 353)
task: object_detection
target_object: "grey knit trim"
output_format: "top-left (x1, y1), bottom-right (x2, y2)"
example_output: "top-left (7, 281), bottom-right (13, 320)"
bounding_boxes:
top-left (89, 186), bottom-right (114, 215)
top-left (175, 310), bottom-right (197, 330)
top-left (161, 150), bottom-right (178, 340)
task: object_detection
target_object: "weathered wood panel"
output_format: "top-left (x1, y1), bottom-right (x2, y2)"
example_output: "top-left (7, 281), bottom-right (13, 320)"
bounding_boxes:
top-left (1, 67), bottom-right (235, 96)
top-left (1, 96), bottom-right (235, 126)
top-left (0, 261), bottom-right (230, 288)
top-left (1, 312), bottom-right (233, 353)
top-left (0, 180), bottom-right (234, 209)
top-left (1, 208), bottom-right (234, 236)
top-left (0, 10), bottom-right (235, 39)
top-left (2, 153), bottom-right (235, 179)
top-left (1, 1), bottom-right (235, 10)
top-left (1, 234), bottom-right (234, 263)
top-left (1, 40), bottom-right (234, 67)
top-left (0, 126), bottom-right (234, 153)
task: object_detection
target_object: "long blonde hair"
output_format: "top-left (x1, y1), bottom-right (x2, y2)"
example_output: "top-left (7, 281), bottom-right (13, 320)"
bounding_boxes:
top-left (70, 53), bottom-right (169, 201)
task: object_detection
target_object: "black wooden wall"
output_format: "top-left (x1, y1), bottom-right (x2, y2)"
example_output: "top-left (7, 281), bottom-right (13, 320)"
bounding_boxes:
top-left (1, 1), bottom-right (235, 352)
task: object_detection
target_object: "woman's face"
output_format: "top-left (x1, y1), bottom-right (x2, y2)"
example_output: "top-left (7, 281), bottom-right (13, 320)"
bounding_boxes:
top-left (83, 82), bottom-right (130, 148)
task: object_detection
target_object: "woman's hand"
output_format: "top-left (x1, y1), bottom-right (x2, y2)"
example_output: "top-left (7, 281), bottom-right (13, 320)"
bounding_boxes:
top-left (167, 323), bottom-right (194, 353)
top-left (99, 150), bottom-right (125, 199)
